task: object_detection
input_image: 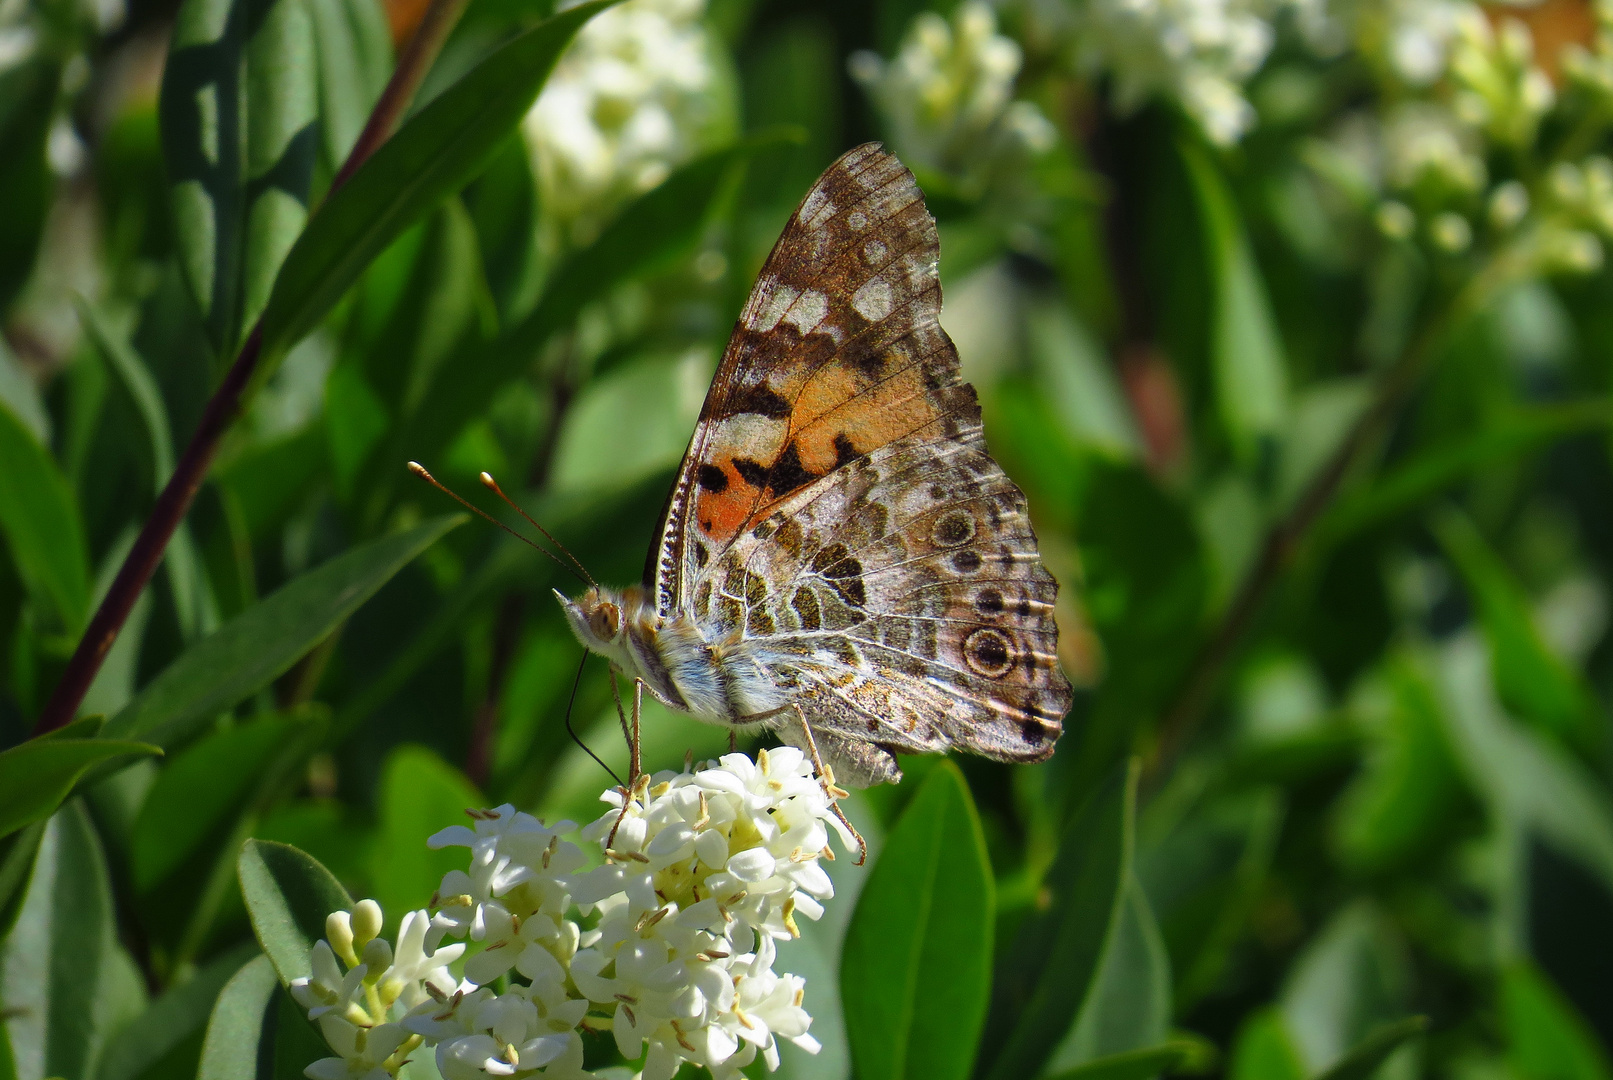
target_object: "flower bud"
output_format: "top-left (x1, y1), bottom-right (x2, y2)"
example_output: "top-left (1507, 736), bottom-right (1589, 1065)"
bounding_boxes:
top-left (352, 899), bottom-right (384, 950)
top-left (1430, 212), bottom-right (1473, 252)
top-left (326, 910), bottom-right (358, 968)
top-left (1488, 181), bottom-right (1530, 230)
top-left (1376, 201), bottom-right (1416, 239)
top-left (360, 935), bottom-right (393, 982)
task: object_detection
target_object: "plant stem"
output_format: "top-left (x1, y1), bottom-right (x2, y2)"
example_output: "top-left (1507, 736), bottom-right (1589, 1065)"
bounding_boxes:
top-left (32, 0), bottom-right (474, 736)
top-left (1145, 259), bottom-right (1509, 779)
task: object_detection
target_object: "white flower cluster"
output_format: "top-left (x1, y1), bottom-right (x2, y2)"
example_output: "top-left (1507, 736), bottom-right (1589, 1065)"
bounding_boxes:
top-left (851, 3), bottom-right (1055, 195)
top-left (291, 749), bottom-right (849, 1080)
top-left (524, 0), bottom-right (732, 245)
top-left (1050, 0), bottom-right (1281, 144)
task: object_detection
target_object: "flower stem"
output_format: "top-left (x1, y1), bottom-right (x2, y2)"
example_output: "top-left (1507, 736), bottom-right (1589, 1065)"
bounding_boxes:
top-left (31, 0), bottom-right (476, 736)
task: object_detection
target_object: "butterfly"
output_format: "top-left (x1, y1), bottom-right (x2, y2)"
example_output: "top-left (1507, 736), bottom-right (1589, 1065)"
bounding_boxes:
top-left (556, 143), bottom-right (1071, 794)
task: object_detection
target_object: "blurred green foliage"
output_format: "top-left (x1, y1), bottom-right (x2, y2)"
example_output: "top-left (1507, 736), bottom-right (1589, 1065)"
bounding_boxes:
top-left (2, 0), bottom-right (1613, 1076)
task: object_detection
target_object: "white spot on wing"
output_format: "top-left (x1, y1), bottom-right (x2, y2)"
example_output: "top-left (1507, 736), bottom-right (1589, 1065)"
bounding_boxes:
top-left (852, 277), bottom-right (894, 322)
top-left (798, 188), bottom-right (836, 228)
top-left (848, 210), bottom-right (869, 231)
top-left (783, 289), bottom-right (829, 334)
top-left (864, 239), bottom-right (887, 264)
top-left (745, 281), bottom-right (798, 331)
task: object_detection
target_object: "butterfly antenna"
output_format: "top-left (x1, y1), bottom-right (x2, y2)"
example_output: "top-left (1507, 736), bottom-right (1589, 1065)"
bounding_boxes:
top-left (479, 471), bottom-right (597, 588)
top-left (407, 462), bottom-right (589, 587)
top-left (564, 653), bottom-right (622, 787)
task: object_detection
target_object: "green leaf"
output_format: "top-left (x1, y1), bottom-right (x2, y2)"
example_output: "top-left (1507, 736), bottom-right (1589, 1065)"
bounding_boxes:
top-left (842, 762), bottom-right (994, 1080)
top-left (1431, 508), bottom-right (1600, 751)
top-left (369, 744), bottom-right (481, 929)
top-left (1046, 877), bottom-right (1173, 1073)
top-left (1229, 1008), bottom-right (1306, 1080)
top-left (161, 0), bottom-right (318, 356)
top-left (0, 732), bottom-right (162, 841)
top-left (77, 302), bottom-right (217, 641)
top-left (96, 942), bottom-right (258, 1080)
top-left (238, 839), bottom-right (353, 987)
top-left (1502, 962), bottom-right (1613, 1080)
top-left (258, 0), bottom-right (618, 365)
top-left (978, 761), bottom-right (1137, 1080)
top-left (1311, 1018), bottom-right (1429, 1080)
top-left (1180, 140), bottom-right (1287, 468)
top-left (1279, 903), bottom-right (1411, 1075)
top-left (103, 515), bottom-right (461, 749)
top-left (1045, 1042), bottom-right (1202, 1080)
top-left (305, 0), bottom-right (391, 172)
top-left (0, 398), bottom-right (91, 632)
top-left (0, 821), bottom-right (46, 940)
top-left (0, 802), bottom-right (148, 1080)
top-left (397, 129), bottom-right (796, 473)
top-left (1023, 296), bottom-right (1142, 460)
top-left (197, 955), bottom-right (279, 1080)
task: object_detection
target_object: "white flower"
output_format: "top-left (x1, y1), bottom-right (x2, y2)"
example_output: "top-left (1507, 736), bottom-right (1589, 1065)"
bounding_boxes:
top-left (524, 0), bottom-right (733, 243)
top-left (851, 3), bottom-right (1055, 192)
top-left (304, 1021), bottom-right (410, 1080)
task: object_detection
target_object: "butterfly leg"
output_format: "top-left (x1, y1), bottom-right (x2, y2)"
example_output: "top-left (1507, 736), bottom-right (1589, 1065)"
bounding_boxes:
top-left (791, 704), bottom-right (866, 865)
top-left (604, 670), bottom-right (647, 852)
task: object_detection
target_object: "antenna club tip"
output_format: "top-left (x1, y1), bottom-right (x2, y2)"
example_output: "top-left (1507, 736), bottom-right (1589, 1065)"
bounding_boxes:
top-left (479, 472), bottom-right (496, 487)
top-left (407, 461), bottom-right (427, 475)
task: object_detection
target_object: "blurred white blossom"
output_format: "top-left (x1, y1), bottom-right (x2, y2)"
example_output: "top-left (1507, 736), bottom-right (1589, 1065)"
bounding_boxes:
top-left (851, 3), bottom-right (1055, 194)
top-left (294, 752), bottom-right (846, 1080)
top-left (524, 0), bottom-right (734, 244)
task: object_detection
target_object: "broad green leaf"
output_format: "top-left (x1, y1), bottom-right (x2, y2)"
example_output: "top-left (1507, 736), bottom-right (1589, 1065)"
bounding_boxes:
top-left (305, 0), bottom-right (390, 171)
top-left (1502, 962), bottom-right (1613, 1080)
top-left (0, 398), bottom-right (91, 632)
top-left (214, 423), bottom-right (325, 539)
top-left (0, 821), bottom-right (45, 940)
top-left (1280, 903), bottom-right (1411, 1076)
top-left (978, 761), bottom-right (1138, 1080)
top-left (96, 942), bottom-right (258, 1080)
top-left (1331, 655), bottom-right (1470, 874)
top-left (1230, 1008), bottom-right (1306, 1080)
top-left (1023, 296), bottom-right (1142, 460)
top-left (369, 744), bottom-right (481, 929)
top-left (324, 361), bottom-right (390, 497)
top-left (842, 762), bottom-right (994, 1080)
top-left (0, 802), bottom-right (148, 1080)
top-left (399, 130), bottom-right (796, 474)
top-left (161, 0), bottom-right (318, 356)
top-left (132, 712), bottom-right (326, 893)
top-left (197, 955), bottom-right (278, 1080)
top-left (258, 0), bottom-right (618, 364)
top-left (1432, 508), bottom-right (1599, 750)
top-left (0, 60), bottom-right (57, 313)
top-left (1138, 782), bottom-right (1283, 1008)
top-left (1434, 635), bottom-right (1613, 897)
top-left (0, 733), bottom-right (162, 840)
top-left (1181, 140), bottom-right (1287, 467)
top-left (1046, 877), bottom-right (1172, 1073)
top-left (238, 839), bottom-right (353, 987)
top-left (1311, 1018), bottom-right (1429, 1080)
top-left (77, 303), bottom-right (217, 641)
top-left (1046, 1042), bottom-right (1202, 1080)
top-left (103, 515), bottom-right (461, 749)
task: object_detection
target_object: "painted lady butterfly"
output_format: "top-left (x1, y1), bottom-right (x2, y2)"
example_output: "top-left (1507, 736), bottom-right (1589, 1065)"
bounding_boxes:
top-left (557, 143), bottom-right (1070, 789)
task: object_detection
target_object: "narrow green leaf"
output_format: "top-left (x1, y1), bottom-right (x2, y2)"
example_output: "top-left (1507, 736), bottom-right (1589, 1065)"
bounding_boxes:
top-left (1311, 1018), bottom-right (1428, 1080)
top-left (305, 0), bottom-right (391, 171)
top-left (0, 398), bottom-right (91, 631)
top-left (197, 955), bottom-right (279, 1080)
top-left (1180, 141), bottom-right (1287, 467)
top-left (1279, 903), bottom-right (1410, 1074)
top-left (0, 802), bottom-right (148, 1080)
top-left (0, 821), bottom-right (46, 940)
top-left (258, 0), bottom-right (618, 364)
top-left (103, 515), bottom-right (461, 749)
top-left (392, 130), bottom-right (795, 476)
top-left (1502, 962), bottom-right (1613, 1080)
top-left (96, 943), bottom-right (258, 1080)
top-left (0, 60), bottom-right (57, 313)
top-left (238, 839), bottom-right (353, 987)
top-left (1230, 1008), bottom-right (1306, 1080)
top-left (978, 761), bottom-right (1137, 1080)
top-left (1432, 508), bottom-right (1599, 750)
top-left (1045, 1042), bottom-right (1201, 1080)
top-left (77, 302), bottom-right (217, 641)
top-left (842, 762), bottom-right (994, 1080)
top-left (1046, 877), bottom-right (1172, 1073)
top-left (161, 0), bottom-right (318, 355)
top-left (369, 745), bottom-right (481, 927)
top-left (0, 734), bottom-right (162, 840)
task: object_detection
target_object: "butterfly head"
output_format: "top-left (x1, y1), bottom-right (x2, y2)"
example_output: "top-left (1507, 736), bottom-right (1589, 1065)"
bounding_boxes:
top-left (555, 585), bottom-right (653, 664)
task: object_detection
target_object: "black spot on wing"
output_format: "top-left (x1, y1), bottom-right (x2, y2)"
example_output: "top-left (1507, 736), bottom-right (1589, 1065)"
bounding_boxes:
top-left (734, 458), bottom-right (769, 487)
top-left (718, 383), bottom-right (791, 419)
top-left (766, 440), bottom-right (815, 498)
top-left (833, 433), bottom-right (858, 469)
top-left (698, 464), bottom-right (728, 493)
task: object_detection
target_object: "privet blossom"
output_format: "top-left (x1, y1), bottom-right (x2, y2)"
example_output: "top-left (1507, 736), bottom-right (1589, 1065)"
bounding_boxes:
top-left (291, 749), bottom-right (850, 1080)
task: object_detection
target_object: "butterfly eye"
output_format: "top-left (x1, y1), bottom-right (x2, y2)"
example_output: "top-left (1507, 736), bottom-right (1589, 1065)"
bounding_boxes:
top-left (590, 603), bottom-right (621, 639)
